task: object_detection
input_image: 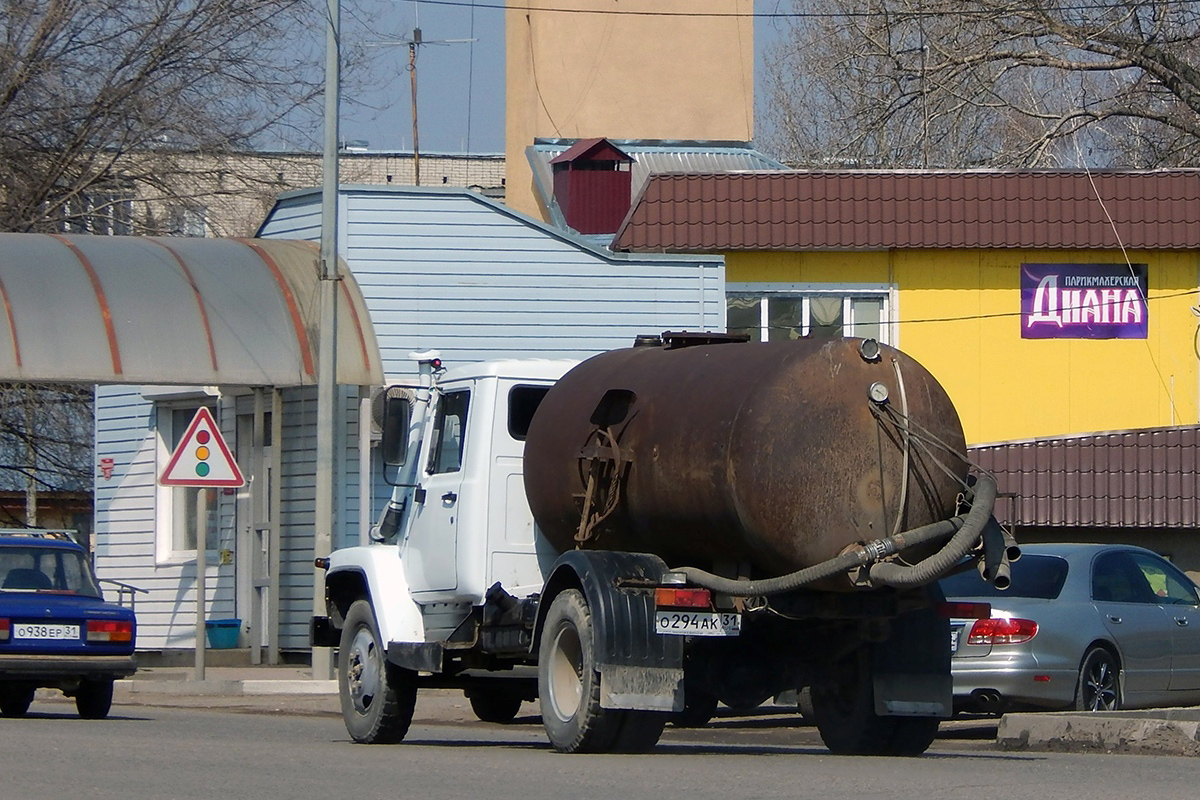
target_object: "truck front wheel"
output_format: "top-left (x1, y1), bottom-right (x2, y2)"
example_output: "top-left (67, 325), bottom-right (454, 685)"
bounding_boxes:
top-left (339, 599), bottom-right (417, 744)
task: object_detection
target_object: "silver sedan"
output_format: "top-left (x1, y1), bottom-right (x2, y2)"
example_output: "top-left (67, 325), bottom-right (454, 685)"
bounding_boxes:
top-left (940, 542), bottom-right (1200, 714)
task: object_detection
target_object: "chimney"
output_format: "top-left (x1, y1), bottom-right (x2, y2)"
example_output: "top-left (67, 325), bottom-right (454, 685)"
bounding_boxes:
top-left (550, 138), bottom-right (634, 234)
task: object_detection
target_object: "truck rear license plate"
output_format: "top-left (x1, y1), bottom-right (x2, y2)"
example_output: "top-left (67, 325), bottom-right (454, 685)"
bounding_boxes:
top-left (14, 623), bottom-right (79, 640)
top-left (655, 611), bottom-right (741, 637)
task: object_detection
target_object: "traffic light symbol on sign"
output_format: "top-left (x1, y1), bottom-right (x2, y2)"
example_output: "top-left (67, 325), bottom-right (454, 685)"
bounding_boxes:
top-left (159, 408), bottom-right (244, 487)
top-left (194, 430), bottom-right (211, 478)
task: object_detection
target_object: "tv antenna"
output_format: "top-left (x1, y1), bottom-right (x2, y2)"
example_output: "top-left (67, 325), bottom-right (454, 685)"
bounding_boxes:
top-left (367, 25), bottom-right (475, 186)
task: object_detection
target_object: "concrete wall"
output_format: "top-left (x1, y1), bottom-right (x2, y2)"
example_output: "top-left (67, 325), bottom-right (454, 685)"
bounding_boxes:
top-left (505, 0), bottom-right (754, 220)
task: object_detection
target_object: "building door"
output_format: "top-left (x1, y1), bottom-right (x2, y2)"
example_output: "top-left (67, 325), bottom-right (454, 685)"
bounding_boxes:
top-left (236, 403), bottom-right (275, 661)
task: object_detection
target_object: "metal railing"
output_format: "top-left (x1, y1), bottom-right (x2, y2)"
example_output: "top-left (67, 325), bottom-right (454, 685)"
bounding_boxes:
top-left (101, 579), bottom-right (148, 612)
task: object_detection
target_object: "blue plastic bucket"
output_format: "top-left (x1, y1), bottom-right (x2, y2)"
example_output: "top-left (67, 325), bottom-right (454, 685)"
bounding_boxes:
top-left (205, 618), bottom-right (241, 649)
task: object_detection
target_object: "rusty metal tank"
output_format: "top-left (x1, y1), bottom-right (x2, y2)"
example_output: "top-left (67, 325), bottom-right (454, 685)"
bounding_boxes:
top-left (523, 335), bottom-right (968, 582)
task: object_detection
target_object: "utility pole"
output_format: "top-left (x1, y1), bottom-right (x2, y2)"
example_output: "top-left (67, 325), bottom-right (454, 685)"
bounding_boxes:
top-left (409, 30), bottom-right (422, 186)
top-left (314, 0), bottom-right (341, 681)
top-left (368, 26), bottom-right (474, 186)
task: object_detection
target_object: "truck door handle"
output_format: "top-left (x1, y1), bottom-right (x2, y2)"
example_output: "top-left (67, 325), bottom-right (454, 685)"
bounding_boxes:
top-left (441, 492), bottom-right (457, 504)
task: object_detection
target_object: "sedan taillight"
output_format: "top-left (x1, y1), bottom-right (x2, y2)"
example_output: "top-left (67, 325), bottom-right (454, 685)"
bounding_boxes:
top-left (967, 617), bottom-right (1038, 645)
top-left (86, 619), bottom-right (133, 643)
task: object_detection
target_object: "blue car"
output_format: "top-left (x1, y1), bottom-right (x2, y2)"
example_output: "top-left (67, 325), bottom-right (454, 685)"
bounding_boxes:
top-left (0, 531), bottom-right (137, 718)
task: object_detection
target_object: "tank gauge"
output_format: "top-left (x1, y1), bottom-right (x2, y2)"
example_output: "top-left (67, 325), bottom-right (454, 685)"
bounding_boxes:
top-left (859, 338), bottom-right (882, 362)
top-left (868, 381), bottom-right (890, 404)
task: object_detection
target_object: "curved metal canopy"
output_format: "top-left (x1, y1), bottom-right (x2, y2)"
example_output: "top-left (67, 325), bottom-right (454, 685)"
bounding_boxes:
top-left (0, 234), bottom-right (382, 387)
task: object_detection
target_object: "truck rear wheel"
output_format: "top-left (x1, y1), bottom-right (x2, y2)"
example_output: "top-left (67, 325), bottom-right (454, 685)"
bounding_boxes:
top-left (467, 689), bottom-right (525, 723)
top-left (339, 599), bottom-right (417, 744)
top-left (810, 647), bottom-right (938, 756)
top-left (671, 691), bottom-right (718, 728)
top-left (539, 589), bottom-right (644, 753)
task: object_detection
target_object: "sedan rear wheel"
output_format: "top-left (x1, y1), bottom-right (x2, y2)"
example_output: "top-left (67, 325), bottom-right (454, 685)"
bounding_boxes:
top-left (76, 677), bottom-right (115, 719)
top-left (0, 685), bottom-right (35, 717)
top-left (1075, 647), bottom-right (1120, 711)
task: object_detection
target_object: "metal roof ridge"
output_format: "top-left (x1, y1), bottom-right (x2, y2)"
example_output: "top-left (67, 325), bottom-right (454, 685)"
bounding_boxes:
top-left (969, 422), bottom-right (1200, 450)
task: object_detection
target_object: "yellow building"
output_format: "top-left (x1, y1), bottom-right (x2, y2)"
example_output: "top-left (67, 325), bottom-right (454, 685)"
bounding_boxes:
top-left (613, 170), bottom-right (1200, 447)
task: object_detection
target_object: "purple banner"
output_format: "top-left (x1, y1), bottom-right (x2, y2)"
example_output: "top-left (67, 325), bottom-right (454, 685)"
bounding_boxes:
top-left (1021, 264), bottom-right (1148, 339)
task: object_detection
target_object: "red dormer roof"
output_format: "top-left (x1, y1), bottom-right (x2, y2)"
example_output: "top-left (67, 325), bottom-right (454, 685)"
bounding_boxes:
top-left (550, 137), bottom-right (634, 166)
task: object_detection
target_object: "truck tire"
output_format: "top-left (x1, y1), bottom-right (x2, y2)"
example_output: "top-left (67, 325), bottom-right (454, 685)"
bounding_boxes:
top-left (467, 689), bottom-right (525, 723)
top-left (0, 684), bottom-right (34, 717)
top-left (610, 710), bottom-right (668, 752)
top-left (339, 599), bottom-right (417, 744)
top-left (796, 686), bottom-right (815, 722)
top-left (538, 589), bottom-right (626, 753)
top-left (810, 647), bottom-right (938, 756)
top-left (671, 691), bottom-right (718, 728)
top-left (75, 677), bottom-right (114, 719)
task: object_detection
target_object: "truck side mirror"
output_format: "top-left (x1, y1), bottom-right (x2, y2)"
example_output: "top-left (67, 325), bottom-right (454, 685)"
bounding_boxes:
top-left (380, 392), bottom-right (412, 467)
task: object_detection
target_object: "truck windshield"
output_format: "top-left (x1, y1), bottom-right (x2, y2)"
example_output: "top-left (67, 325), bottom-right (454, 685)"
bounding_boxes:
top-left (0, 546), bottom-right (103, 597)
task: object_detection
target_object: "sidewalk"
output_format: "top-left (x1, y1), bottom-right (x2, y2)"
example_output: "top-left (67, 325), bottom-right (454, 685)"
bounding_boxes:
top-left (106, 664), bottom-right (484, 721)
top-left (122, 665), bottom-right (337, 696)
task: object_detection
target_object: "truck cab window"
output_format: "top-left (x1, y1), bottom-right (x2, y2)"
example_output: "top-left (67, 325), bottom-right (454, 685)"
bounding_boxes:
top-left (509, 385), bottom-right (550, 440)
top-left (429, 390), bottom-right (469, 474)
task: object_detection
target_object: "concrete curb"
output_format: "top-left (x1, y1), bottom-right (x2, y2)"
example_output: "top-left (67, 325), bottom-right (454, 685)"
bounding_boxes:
top-left (998, 709), bottom-right (1200, 756)
top-left (120, 678), bottom-right (337, 696)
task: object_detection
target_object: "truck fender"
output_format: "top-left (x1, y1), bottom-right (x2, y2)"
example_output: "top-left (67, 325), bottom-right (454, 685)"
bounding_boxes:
top-left (534, 550), bottom-right (683, 712)
top-left (325, 545), bottom-right (424, 645)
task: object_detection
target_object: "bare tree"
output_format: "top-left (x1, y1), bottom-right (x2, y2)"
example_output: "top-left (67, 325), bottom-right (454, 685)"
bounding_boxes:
top-left (0, 383), bottom-right (91, 529)
top-left (0, 1), bottom-right (347, 526)
top-left (761, 0), bottom-right (1200, 168)
top-left (0, 0), bottom-right (328, 233)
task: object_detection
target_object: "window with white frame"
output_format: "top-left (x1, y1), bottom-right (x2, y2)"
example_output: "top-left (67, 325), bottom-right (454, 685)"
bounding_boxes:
top-left (168, 203), bottom-right (208, 237)
top-left (54, 187), bottom-right (134, 235)
top-left (726, 285), bottom-right (892, 344)
top-left (155, 403), bottom-right (219, 561)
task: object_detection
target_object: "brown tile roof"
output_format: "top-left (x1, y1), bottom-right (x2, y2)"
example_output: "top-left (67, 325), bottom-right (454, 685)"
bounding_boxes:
top-left (612, 170), bottom-right (1200, 252)
top-left (969, 426), bottom-right (1200, 529)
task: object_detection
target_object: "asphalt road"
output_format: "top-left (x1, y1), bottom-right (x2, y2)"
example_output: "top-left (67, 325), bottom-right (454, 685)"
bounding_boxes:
top-left (4, 696), bottom-right (1200, 800)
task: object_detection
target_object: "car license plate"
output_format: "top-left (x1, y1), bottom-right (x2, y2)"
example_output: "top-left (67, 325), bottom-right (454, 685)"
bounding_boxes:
top-left (950, 625), bottom-right (963, 654)
top-left (14, 623), bottom-right (79, 641)
top-left (655, 611), bottom-right (741, 637)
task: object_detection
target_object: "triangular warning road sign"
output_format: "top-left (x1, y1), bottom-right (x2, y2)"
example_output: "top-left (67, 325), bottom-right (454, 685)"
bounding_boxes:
top-left (159, 407), bottom-right (245, 487)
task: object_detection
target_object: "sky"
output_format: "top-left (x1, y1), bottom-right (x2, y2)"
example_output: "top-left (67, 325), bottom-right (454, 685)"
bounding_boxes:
top-left (336, 0), bottom-right (788, 155)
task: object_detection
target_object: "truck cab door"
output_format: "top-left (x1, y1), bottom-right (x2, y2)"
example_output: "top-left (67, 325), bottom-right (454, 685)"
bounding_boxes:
top-left (402, 388), bottom-right (470, 595)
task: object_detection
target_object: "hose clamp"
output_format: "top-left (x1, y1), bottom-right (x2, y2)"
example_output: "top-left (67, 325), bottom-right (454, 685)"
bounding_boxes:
top-left (863, 537), bottom-right (899, 562)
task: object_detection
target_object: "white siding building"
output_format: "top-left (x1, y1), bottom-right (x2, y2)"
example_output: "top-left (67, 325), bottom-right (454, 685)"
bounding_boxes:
top-left (93, 186), bottom-right (723, 657)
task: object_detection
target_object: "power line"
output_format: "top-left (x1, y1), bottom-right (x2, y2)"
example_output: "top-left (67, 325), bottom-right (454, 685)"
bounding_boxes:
top-left (406, 0), bottom-right (1200, 20)
top-left (747, 288), bottom-right (1196, 330)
